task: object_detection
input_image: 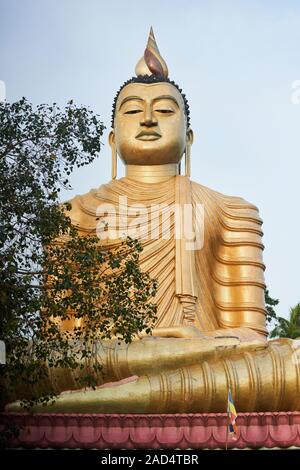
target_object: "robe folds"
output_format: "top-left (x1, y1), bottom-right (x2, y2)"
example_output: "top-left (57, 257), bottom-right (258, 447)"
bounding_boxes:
top-left (67, 175), bottom-right (267, 337)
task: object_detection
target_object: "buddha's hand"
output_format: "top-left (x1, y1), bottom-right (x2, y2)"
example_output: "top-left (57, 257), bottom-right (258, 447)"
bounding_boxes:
top-left (136, 325), bottom-right (207, 339)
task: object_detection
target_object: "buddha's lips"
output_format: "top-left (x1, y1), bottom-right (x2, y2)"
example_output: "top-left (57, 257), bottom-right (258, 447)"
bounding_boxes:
top-left (135, 130), bottom-right (161, 140)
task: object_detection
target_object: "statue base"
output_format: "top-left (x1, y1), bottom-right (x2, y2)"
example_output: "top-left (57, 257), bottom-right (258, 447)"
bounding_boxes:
top-left (1, 412), bottom-right (300, 449)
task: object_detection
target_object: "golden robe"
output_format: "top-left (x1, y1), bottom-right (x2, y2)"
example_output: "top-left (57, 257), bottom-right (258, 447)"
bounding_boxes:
top-left (9, 177), bottom-right (300, 413)
top-left (67, 175), bottom-right (267, 338)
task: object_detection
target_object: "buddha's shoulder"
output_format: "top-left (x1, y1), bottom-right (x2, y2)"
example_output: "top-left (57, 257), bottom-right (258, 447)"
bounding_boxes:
top-left (64, 181), bottom-right (114, 222)
top-left (190, 180), bottom-right (262, 222)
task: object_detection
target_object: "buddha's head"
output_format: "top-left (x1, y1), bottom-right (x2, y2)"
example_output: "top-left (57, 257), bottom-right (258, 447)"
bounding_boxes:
top-left (109, 28), bottom-right (193, 167)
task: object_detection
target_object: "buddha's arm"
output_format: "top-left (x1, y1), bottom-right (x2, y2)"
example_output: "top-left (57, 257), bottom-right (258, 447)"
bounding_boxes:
top-left (211, 194), bottom-right (267, 338)
top-left (7, 338), bottom-right (300, 413)
top-left (5, 335), bottom-right (265, 407)
top-left (146, 325), bottom-right (266, 342)
top-left (96, 336), bottom-right (266, 382)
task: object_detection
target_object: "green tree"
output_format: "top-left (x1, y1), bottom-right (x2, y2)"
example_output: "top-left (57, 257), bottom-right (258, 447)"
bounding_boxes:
top-left (0, 98), bottom-right (157, 410)
top-left (270, 303), bottom-right (300, 339)
top-left (265, 288), bottom-right (279, 324)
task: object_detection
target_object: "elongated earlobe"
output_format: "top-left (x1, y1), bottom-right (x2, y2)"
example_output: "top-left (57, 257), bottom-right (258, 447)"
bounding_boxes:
top-left (185, 129), bottom-right (193, 177)
top-left (185, 143), bottom-right (191, 177)
top-left (111, 145), bottom-right (117, 180)
top-left (109, 131), bottom-right (117, 180)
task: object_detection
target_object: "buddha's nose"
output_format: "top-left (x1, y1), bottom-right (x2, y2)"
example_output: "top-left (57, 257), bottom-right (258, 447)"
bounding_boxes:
top-left (141, 105), bottom-right (157, 127)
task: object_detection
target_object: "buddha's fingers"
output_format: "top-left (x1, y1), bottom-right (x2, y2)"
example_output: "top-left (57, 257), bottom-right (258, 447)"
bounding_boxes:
top-left (132, 325), bottom-right (205, 340)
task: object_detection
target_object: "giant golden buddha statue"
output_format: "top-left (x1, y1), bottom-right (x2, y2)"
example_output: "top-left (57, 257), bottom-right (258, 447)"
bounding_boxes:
top-left (8, 29), bottom-right (300, 414)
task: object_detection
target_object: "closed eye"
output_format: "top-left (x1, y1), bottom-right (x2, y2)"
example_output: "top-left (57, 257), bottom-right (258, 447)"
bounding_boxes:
top-left (155, 109), bottom-right (174, 114)
top-left (124, 109), bottom-right (143, 114)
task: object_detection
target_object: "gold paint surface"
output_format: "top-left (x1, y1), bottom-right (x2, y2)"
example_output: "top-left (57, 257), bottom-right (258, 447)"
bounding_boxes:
top-left (7, 45), bottom-right (300, 413)
top-left (111, 82), bottom-right (188, 166)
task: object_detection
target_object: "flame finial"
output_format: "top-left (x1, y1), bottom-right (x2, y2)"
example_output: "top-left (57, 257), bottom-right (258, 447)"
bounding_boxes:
top-left (135, 27), bottom-right (169, 78)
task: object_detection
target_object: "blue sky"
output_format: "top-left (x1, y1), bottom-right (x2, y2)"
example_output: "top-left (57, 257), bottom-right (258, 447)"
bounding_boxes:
top-left (1, 0), bottom-right (300, 320)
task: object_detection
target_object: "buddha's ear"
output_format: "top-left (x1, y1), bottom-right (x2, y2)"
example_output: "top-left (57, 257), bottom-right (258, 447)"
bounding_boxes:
top-left (109, 130), bottom-right (115, 148)
top-left (109, 131), bottom-right (117, 179)
top-left (186, 128), bottom-right (194, 146)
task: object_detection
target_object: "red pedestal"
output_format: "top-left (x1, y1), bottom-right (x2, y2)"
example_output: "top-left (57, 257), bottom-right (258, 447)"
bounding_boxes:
top-left (1, 412), bottom-right (300, 449)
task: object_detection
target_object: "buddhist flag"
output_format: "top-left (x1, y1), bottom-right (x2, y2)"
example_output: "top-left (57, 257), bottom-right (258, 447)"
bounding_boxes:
top-left (227, 389), bottom-right (238, 436)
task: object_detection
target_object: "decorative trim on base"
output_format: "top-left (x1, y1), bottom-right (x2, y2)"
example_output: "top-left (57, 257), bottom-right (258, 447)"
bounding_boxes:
top-left (1, 412), bottom-right (300, 449)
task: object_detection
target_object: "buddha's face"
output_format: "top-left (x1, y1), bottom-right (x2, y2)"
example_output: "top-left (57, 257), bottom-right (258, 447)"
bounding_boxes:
top-left (110, 82), bottom-right (193, 165)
